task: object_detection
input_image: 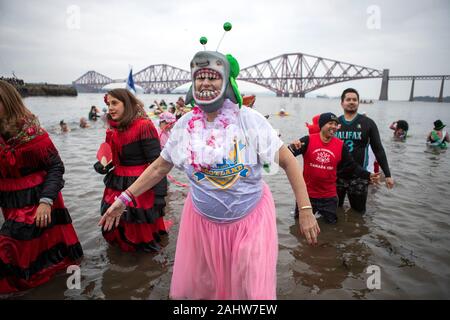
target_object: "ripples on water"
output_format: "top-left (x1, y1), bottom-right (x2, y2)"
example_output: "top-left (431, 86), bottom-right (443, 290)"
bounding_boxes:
top-left (2, 94), bottom-right (449, 299)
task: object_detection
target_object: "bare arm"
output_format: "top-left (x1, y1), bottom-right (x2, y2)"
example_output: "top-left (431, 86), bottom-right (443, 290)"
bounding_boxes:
top-left (277, 145), bottom-right (320, 245)
top-left (128, 156), bottom-right (173, 197)
top-left (277, 145), bottom-right (311, 208)
top-left (389, 122), bottom-right (395, 130)
top-left (99, 156), bottom-right (173, 231)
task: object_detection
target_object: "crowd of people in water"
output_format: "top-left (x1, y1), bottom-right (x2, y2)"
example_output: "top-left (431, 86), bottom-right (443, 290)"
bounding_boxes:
top-left (58, 98), bottom-right (194, 134)
top-left (0, 61), bottom-right (448, 298)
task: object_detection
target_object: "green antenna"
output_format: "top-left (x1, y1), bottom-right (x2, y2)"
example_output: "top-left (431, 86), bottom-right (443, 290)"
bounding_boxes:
top-left (200, 36), bottom-right (208, 50)
top-left (216, 22), bottom-right (232, 51)
top-left (223, 22), bottom-right (232, 31)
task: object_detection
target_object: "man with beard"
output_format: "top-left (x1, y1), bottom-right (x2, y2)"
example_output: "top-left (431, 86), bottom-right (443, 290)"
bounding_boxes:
top-left (335, 88), bottom-right (394, 214)
top-left (289, 113), bottom-right (379, 224)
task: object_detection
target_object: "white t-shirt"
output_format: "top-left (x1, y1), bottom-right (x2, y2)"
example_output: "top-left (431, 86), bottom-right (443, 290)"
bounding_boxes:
top-left (366, 145), bottom-right (376, 173)
top-left (161, 104), bottom-right (283, 222)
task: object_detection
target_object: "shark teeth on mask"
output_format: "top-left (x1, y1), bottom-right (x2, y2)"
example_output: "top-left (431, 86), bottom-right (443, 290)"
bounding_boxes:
top-left (194, 68), bottom-right (223, 80)
top-left (195, 89), bottom-right (221, 101)
top-left (194, 67), bottom-right (223, 101)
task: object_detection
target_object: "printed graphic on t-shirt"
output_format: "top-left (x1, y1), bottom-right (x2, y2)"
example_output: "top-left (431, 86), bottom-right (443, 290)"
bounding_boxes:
top-left (310, 148), bottom-right (337, 170)
top-left (193, 140), bottom-right (251, 189)
top-left (315, 150), bottom-right (331, 164)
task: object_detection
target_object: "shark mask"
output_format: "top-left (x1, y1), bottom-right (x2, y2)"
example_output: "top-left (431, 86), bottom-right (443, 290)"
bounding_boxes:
top-left (185, 51), bottom-right (242, 113)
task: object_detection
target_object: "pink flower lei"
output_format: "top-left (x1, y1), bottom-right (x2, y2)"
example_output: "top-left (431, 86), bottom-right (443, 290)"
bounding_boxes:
top-left (187, 99), bottom-right (240, 172)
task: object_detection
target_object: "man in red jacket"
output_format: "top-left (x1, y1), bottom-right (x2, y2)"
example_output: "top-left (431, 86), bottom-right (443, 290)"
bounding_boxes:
top-left (289, 112), bottom-right (379, 224)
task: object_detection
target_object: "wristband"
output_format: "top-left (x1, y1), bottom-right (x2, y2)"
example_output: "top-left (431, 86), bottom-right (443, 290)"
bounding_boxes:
top-left (117, 192), bottom-right (132, 206)
top-left (39, 197), bottom-right (54, 206)
top-left (124, 189), bottom-right (137, 207)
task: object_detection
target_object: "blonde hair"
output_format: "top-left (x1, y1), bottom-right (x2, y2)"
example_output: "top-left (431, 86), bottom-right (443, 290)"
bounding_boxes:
top-left (0, 80), bottom-right (34, 136)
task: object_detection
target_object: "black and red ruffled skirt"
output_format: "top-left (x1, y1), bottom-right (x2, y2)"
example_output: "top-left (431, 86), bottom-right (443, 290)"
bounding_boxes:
top-left (101, 165), bottom-right (167, 252)
top-left (0, 171), bottom-right (83, 294)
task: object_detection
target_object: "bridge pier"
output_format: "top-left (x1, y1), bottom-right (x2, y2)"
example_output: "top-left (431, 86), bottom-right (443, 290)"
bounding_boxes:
top-left (379, 69), bottom-right (389, 101)
top-left (438, 77), bottom-right (445, 103)
top-left (409, 78), bottom-right (415, 102)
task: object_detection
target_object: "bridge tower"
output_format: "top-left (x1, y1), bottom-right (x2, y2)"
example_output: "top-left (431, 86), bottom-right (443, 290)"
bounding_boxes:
top-left (379, 69), bottom-right (389, 101)
top-left (409, 77), bottom-right (415, 102)
top-left (438, 76), bottom-right (445, 103)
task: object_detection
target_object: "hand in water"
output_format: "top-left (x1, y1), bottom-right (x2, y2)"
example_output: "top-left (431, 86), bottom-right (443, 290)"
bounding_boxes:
top-left (298, 208), bottom-right (320, 245)
top-left (385, 177), bottom-right (394, 189)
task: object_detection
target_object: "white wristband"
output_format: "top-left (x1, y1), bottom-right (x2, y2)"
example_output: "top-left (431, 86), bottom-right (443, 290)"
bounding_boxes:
top-left (39, 197), bottom-right (54, 206)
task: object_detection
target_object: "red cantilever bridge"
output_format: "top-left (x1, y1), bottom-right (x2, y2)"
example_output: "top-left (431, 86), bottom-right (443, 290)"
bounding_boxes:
top-left (73, 52), bottom-right (449, 101)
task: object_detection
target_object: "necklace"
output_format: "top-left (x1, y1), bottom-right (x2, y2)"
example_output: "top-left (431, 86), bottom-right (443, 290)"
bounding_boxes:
top-left (187, 99), bottom-right (240, 172)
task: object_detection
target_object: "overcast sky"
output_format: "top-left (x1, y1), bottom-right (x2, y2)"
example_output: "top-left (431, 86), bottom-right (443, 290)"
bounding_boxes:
top-left (1, 0), bottom-right (449, 99)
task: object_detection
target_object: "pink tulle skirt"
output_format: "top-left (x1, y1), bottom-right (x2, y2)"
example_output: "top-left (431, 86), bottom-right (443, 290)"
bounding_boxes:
top-left (170, 182), bottom-right (278, 300)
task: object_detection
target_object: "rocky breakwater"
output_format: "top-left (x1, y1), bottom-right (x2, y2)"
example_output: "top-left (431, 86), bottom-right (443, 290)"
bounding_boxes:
top-left (17, 83), bottom-right (78, 97)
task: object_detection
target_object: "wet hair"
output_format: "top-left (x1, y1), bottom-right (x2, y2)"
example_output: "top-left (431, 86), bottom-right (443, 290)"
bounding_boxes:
top-left (396, 120), bottom-right (409, 131)
top-left (106, 89), bottom-right (146, 130)
top-left (0, 80), bottom-right (35, 136)
top-left (341, 88), bottom-right (360, 102)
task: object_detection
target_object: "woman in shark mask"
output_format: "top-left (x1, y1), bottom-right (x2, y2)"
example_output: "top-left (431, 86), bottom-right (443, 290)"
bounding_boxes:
top-left (99, 42), bottom-right (319, 299)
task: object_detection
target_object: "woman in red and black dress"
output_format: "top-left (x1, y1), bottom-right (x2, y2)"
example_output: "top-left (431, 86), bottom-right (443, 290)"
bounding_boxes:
top-left (0, 80), bottom-right (83, 294)
top-left (95, 89), bottom-right (167, 252)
